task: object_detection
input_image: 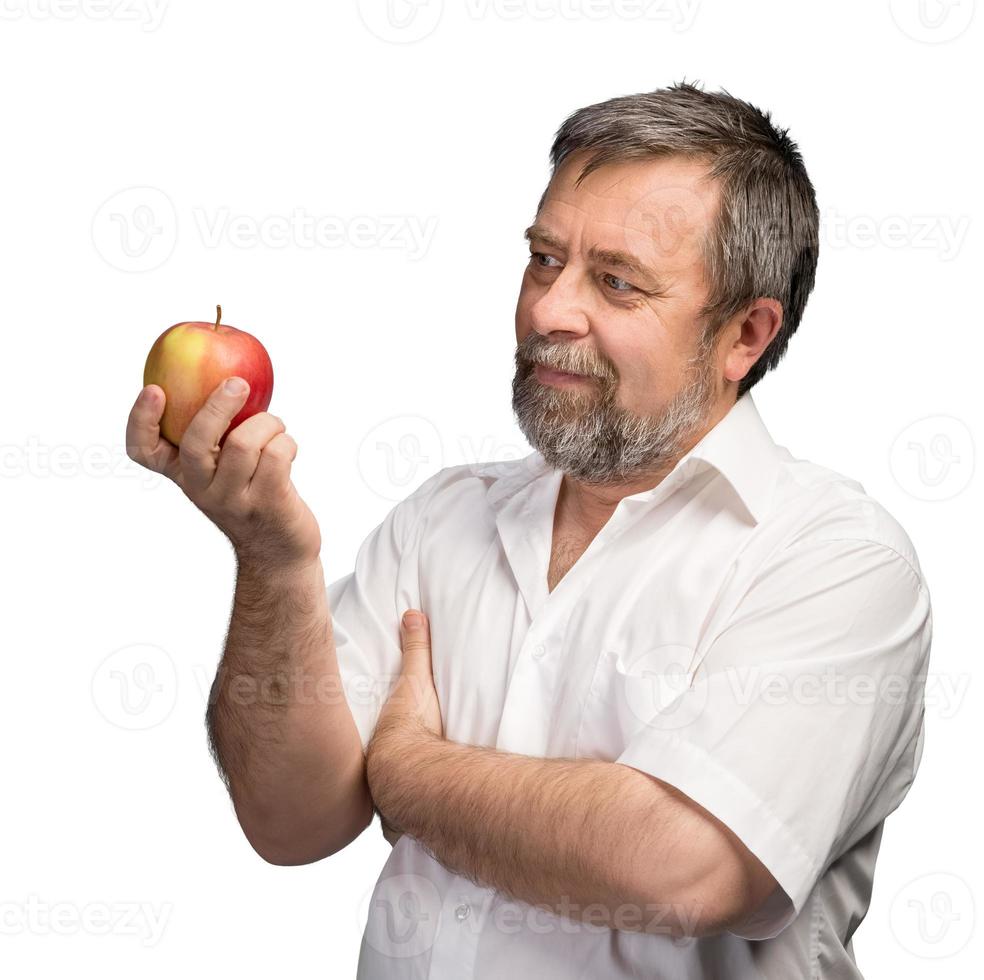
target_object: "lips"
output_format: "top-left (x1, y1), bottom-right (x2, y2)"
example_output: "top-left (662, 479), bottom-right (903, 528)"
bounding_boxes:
top-left (534, 363), bottom-right (591, 385)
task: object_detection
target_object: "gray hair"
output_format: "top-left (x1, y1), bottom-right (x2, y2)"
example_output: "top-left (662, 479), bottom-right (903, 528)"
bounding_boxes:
top-left (536, 81), bottom-right (820, 397)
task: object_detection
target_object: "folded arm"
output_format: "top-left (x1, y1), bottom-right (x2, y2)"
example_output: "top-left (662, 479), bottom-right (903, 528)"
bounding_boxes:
top-left (367, 720), bottom-right (778, 938)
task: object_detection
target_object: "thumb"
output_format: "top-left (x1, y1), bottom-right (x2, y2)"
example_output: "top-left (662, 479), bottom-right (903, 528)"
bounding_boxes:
top-left (399, 610), bottom-right (431, 668)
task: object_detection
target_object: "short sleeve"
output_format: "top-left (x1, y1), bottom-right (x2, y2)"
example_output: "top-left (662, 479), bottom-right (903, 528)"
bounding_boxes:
top-left (613, 537), bottom-right (932, 939)
top-left (326, 470), bottom-right (447, 754)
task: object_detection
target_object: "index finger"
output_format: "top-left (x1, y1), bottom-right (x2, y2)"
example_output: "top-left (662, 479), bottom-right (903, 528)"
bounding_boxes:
top-left (178, 377), bottom-right (251, 493)
top-left (126, 385), bottom-right (180, 480)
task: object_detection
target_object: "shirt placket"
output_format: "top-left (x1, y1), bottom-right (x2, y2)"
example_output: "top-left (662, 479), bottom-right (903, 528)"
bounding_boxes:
top-left (494, 495), bottom-right (655, 755)
top-left (425, 886), bottom-right (496, 979)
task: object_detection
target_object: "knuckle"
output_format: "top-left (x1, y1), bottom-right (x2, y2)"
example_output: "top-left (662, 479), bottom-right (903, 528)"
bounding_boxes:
top-left (261, 414), bottom-right (287, 437)
top-left (178, 442), bottom-right (204, 466)
top-left (261, 437), bottom-right (293, 462)
top-left (204, 488), bottom-right (250, 525)
top-left (222, 430), bottom-right (254, 456)
top-left (203, 397), bottom-right (229, 422)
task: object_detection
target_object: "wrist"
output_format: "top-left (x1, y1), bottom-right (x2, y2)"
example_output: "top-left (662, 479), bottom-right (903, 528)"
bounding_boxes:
top-left (234, 549), bottom-right (322, 584)
top-left (366, 718), bottom-right (441, 818)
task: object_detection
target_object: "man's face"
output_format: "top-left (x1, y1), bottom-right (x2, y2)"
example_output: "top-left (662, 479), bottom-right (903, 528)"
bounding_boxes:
top-left (512, 151), bottom-right (726, 486)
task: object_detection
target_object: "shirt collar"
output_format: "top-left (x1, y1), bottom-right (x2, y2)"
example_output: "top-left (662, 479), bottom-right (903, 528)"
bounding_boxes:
top-left (476, 391), bottom-right (781, 525)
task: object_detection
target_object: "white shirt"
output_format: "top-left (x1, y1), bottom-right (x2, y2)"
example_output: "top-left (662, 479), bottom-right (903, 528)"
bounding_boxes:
top-left (327, 391), bottom-right (933, 979)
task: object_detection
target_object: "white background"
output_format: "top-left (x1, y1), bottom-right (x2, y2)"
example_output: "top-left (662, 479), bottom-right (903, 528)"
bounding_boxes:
top-left (1, 0), bottom-right (980, 976)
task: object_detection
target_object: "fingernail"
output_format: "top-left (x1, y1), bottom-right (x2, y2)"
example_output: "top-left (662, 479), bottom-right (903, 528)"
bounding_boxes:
top-left (224, 377), bottom-right (247, 395)
top-left (403, 611), bottom-right (422, 629)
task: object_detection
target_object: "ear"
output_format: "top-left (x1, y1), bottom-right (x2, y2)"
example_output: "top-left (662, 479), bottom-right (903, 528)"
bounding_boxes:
top-left (722, 298), bottom-right (783, 386)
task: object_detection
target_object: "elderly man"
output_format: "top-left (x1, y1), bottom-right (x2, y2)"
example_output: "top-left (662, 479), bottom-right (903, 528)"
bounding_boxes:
top-left (128, 82), bottom-right (932, 979)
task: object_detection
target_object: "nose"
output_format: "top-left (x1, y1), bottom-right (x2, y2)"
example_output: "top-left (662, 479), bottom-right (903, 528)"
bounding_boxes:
top-left (528, 266), bottom-right (591, 340)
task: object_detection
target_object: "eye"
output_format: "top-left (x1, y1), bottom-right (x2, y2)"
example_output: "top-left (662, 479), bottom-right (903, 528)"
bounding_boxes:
top-left (602, 273), bottom-right (635, 293)
top-left (528, 252), bottom-right (640, 296)
top-left (529, 250), bottom-right (561, 269)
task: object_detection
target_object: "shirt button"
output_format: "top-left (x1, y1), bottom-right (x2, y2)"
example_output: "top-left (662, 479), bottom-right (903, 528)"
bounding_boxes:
top-left (532, 643), bottom-right (546, 660)
top-left (454, 903), bottom-right (470, 921)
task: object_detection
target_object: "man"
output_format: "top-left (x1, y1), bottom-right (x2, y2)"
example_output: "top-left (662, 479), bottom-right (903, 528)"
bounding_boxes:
top-left (127, 82), bottom-right (932, 978)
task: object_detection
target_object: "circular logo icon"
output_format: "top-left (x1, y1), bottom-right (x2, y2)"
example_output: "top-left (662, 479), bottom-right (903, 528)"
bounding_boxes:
top-left (621, 182), bottom-right (717, 272)
top-left (889, 414), bottom-right (974, 501)
top-left (357, 415), bottom-right (443, 502)
top-left (356, 0), bottom-right (444, 44)
top-left (92, 186), bottom-right (178, 272)
top-left (360, 873), bottom-right (443, 959)
top-left (614, 643), bottom-right (708, 733)
top-left (91, 643), bottom-right (178, 730)
top-left (889, 872), bottom-right (975, 958)
top-left (889, 0), bottom-right (975, 43)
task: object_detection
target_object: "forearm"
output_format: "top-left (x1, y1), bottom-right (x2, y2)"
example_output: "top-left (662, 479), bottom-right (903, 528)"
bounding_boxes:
top-left (205, 555), bottom-right (371, 863)
top-left (368, 728), bottom-right (713, 936)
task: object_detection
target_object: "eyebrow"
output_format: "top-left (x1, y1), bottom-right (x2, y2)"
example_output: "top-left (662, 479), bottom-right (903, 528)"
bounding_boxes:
top-left (523, 223), bottom-right (663, 290)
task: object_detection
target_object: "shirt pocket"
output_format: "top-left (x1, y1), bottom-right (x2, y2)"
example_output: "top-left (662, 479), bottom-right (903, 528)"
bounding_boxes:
top-left (574, 642), bottom-right (703, 760)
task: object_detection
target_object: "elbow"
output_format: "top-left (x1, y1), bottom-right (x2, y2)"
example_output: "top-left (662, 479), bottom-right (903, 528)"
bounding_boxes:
top-left (641, 873), bottom-right (779, 941)
top-left (248, 802), bottom-right (374, 866)
top-left (249, 838), bottom-right (337, 867)
top-left (239, 791), bottom-right (375, 867)
top-left (249, 837), bottom-right (311, 867)
top-left (627, 878), bottom-right (740, 941)
top-left (248, 834), bottom-right (331, 867)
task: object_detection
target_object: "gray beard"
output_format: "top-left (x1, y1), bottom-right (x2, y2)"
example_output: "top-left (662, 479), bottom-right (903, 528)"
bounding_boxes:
top-left (510, 333), bottom-right (718, 486)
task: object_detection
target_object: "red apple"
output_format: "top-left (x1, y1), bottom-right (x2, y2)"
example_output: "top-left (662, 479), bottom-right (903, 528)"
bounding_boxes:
top-left (143, 305), bottom-right (274, 447)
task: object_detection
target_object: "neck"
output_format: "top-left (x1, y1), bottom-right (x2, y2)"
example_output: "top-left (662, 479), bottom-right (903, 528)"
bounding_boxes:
top-left (561, 391), bottom-right (737, 530)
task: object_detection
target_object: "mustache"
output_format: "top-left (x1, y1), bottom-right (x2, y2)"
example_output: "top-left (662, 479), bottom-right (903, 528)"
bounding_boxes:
top-left (518, 341), bottom-right (613, 382)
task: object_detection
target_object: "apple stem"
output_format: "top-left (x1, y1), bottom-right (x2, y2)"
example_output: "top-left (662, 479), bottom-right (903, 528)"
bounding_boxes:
top-left (215, 305), bottom-right (222, 330)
